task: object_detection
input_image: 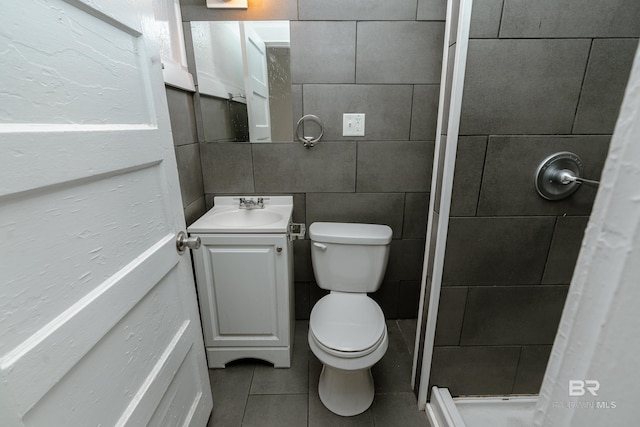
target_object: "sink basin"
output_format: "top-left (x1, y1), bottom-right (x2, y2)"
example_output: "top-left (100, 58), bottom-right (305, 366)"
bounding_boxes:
top-left (208, 209), bottom-right (284, 227)
top-left (188, 196), bottom-right (293, 233)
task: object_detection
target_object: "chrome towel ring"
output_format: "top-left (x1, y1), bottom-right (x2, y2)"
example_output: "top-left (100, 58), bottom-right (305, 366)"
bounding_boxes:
top-left (296, 114), bottom-right (324, 148)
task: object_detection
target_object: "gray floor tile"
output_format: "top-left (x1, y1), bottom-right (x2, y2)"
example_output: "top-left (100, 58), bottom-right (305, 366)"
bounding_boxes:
top-left (250, 321), bottom-right (309, 394)
top-left (207, 361), bottom-right (255, 427)
top-left (371, 321), bottom-right (414, 393)
top-left (430, 346), bottom-right (521, 396)
top-left (371, 393), bottom-right (429, 427)
top-left (396, 319), bottom-right (418, 357)
top-left (242, 394), bottom-right (308, 427)
top-left (209, 316), bottom-right (423, 426)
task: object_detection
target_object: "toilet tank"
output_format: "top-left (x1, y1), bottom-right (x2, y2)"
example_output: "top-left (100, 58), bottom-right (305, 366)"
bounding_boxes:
top-left (309, 222), bottom-right (392, 293)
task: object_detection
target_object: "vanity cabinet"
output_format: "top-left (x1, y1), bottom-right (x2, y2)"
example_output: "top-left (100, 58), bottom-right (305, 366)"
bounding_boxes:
top-left (191, 233), bottom-right (294, 368)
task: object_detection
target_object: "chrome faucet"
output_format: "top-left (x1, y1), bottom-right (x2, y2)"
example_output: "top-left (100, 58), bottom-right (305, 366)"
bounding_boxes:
top-left (239, 197), bottom-right (265, 209)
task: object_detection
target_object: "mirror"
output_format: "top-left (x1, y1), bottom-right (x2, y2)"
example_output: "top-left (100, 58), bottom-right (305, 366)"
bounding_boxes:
top-left (190, 21), bottom-right (293, 143)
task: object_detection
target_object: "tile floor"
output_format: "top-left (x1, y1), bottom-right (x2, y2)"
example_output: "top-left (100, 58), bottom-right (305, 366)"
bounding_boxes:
top-left (207, 319), bottom-right (426, 427)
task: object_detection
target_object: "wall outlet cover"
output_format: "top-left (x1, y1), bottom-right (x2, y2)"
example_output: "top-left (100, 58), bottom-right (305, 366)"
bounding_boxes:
top-left (343, 113), bottom-right (365, 136)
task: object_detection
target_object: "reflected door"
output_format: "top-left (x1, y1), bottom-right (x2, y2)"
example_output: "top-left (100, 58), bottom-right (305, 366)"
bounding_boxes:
top-left (241, 22), bottom-right (272, 142)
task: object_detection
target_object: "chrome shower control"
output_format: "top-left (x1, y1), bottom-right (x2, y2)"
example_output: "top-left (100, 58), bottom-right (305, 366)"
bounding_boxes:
top-left (535, 152), bottom-right (584, 200)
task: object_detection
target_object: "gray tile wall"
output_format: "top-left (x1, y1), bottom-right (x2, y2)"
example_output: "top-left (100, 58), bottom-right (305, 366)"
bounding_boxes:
top-left (180, 0), bottom-right (446, 321)
top-left (166, 86), bottom-right (206, 226)
top-left (429, 0), bottom-right (639, 397)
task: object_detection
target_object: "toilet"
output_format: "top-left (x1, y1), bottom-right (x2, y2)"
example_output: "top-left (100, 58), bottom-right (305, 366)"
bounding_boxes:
top-left (308, 222), bottom-right (392, 416)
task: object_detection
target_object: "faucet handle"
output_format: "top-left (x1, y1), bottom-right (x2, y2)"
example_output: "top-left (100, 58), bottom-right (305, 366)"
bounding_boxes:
top-left (237, 196), bottom-right (269, 209)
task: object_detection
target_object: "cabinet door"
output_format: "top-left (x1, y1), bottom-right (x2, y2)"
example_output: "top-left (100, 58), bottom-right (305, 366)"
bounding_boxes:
top-left (193, 234), bottom-right (290, 347)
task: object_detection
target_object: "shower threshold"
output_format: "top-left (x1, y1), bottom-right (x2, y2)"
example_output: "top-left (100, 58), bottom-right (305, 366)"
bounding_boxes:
top-left (426, 387), bottom-right (537, 427)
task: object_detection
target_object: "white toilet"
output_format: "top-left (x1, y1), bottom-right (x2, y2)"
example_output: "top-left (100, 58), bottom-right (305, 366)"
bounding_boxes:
top-left (308, 222), bottom-right (393, 416)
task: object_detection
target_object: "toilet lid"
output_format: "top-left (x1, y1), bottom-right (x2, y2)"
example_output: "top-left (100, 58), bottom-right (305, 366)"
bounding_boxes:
top-left (310, 293), bottom-right (385, 352)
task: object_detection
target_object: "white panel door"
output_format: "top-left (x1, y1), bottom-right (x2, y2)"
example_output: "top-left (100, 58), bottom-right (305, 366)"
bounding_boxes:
top-left (240, 22), bottom-right (272, 142)
top-left (0, 1), bottom-right (212, 426)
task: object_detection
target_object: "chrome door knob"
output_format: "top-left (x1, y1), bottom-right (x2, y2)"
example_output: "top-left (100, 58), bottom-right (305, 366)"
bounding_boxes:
top-left (176, 231), bottom-right (201, 254)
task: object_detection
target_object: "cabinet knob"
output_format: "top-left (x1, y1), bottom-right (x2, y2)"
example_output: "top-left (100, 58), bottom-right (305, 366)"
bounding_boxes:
top-left (276, 246), bottom-right (283, 253)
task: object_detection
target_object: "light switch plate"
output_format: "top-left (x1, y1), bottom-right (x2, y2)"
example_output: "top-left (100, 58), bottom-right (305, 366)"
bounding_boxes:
top-left (343, 113), bottom-right (365, 136)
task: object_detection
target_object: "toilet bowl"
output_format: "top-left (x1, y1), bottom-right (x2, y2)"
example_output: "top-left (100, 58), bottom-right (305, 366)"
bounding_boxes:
top-left (307, 222), bottom-right (392, 416)
top-left (309, 292), bottom-right (389, 416)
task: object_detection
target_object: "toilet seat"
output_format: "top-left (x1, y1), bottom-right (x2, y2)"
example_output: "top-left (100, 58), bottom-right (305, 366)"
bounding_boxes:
top-left (310, 327), bottom-right (386, 359)
top-left (309, 293), bottom-right (386, 357)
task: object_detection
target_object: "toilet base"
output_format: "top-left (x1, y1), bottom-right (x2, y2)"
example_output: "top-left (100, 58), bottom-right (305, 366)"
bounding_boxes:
top-left (318, 365), bottom-right (374, 416)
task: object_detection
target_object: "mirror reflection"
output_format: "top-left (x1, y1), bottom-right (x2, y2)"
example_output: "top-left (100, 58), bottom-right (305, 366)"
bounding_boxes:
top-left (190, 21), bottom-right (292, 143)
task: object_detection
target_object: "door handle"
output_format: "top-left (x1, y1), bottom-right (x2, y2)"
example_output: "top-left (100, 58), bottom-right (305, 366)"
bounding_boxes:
top-left (176, 231), bottom-right (201, 254)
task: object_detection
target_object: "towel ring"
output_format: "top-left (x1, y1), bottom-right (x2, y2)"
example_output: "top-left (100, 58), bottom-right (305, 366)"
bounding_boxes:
top-left (296, 114), bottom-right (324, 148)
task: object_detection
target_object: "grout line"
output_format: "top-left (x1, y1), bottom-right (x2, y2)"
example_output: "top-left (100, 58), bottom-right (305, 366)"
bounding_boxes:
top-left (434, 343), bottom-right (550, 348)
top-left (540, 216), bottom-right (560, 284)
top-left (511, 345), bottom-right (525, 394)
top-left (400, 192), bottom-right (408, 238)
top-left (354, 138), bottom-right (359, 192)
top-left (571, 39), bottom-right (594, 134)
top-left (249, 144), bottom-right (256, 193)
top-left (354, 21), bottom-right (358, 84)
top-left (474, 136), bottom-right (490, 216)
top-left (247, 392), bottom-right (309, 396)
top-left (497, 0), bottom-right (506, 38)
top-left (239, 365), bottom-right (255, 427)
top-left (456, 286), bottom-right (470, 346)
top-left (408, 84), bottom-right (415, 140)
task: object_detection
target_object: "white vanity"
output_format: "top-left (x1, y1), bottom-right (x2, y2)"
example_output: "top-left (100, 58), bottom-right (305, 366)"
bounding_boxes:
top-left (188, 196), bottom-right (302, 368)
